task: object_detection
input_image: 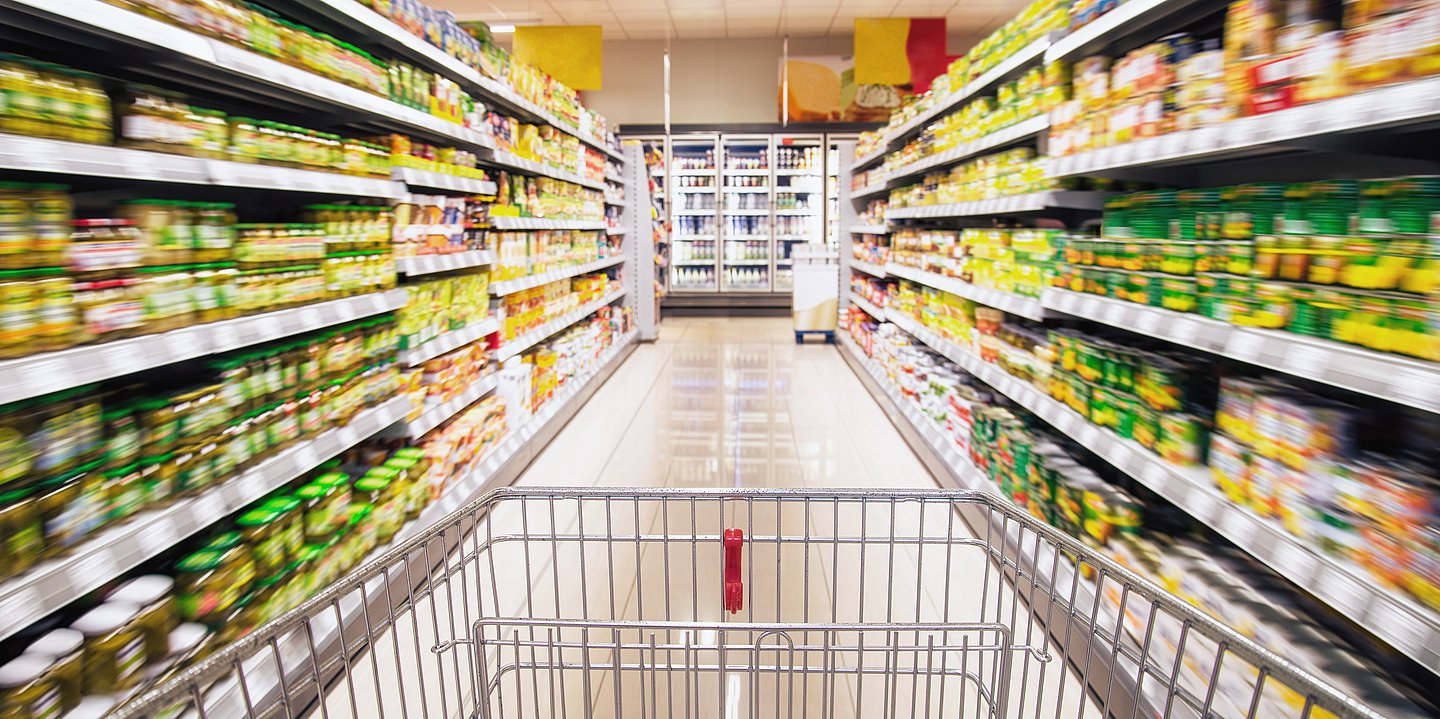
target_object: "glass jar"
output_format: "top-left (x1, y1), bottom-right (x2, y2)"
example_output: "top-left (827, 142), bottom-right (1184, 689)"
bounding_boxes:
top-left (29, 185), bottom-right (70, 270)
top-left (20, 628), bottom-right (83, 713)
top-left (105, 575), bottom-right (179, 665)
top-left (0, 482), bottom-right (43, 580)
top-left (35, 461), bottom-right (105, 558)
top-left (71, 604), bottom-right (147, 693)
top-left (174, 542), bottom-right (254, 626)
top-left (32, 271), bottom-right (75, 353)
top-left (0, 655), bottom-right (65, 719)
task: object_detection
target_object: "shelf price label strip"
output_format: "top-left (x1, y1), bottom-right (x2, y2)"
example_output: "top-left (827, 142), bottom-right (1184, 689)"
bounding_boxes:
top-left (0, 395), bottom-right (411, 643)
top-left (1040, 289), bottom-right (1440, 415)
top-left (0, 290), bottom-right (406, 406)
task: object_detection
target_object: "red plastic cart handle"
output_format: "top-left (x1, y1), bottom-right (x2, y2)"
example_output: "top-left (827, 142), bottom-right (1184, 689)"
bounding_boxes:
top-left (724, 528), bottom-right (744, 614)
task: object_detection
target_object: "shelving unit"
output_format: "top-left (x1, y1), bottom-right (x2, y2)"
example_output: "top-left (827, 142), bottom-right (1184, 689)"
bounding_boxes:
top-left (0, 0), bottom-right (640, 703)
top-left (496, 288), bottom-right (628, 361)
top-left (488, 256), bottom-right (627, 296)
top-left (0, 290), bottom-right (406, 406)
top-left (0, 395), bottom-right (411, 643)
top-left (835, 0), bottom-right (1440, 694)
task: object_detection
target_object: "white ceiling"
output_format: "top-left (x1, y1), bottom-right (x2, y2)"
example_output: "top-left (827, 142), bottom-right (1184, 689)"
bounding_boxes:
top-left (432, 0), bottom-right (1027, 40)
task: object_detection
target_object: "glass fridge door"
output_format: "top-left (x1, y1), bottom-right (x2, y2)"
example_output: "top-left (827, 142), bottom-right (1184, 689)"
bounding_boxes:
top-left (668, 134), bottom-right (720, 292)
top-left (719, 134), bottom-right (774, 292)
top-left (773, 134), bottom-right (825, 292)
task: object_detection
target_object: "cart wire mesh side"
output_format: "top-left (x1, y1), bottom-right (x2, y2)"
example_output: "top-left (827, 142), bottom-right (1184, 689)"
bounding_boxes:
top-left (114, 488), bottom-right (1390, 719)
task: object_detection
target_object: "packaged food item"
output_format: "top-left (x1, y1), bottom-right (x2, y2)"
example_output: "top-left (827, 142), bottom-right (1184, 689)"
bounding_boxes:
top-left (70, 604), bottom-right (147, 693)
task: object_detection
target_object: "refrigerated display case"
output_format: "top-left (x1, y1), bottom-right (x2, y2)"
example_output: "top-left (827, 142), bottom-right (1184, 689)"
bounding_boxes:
top-left (772, 134), bottom-right (825, 291)
top-left (669, 135), bottom-right (720, 292)
top-left (720, 135), bottom-right (773, 292)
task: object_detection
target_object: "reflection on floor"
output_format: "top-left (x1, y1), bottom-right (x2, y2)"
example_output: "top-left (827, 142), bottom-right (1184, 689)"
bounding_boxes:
top-left (318, 318), bottom-right (1090, 719)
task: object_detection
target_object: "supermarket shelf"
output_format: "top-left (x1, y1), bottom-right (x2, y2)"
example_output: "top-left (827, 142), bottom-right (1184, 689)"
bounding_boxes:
top-left (0, 134), bottom-right (401, 198)
top-left (723, 259), bottom-right (770, 266)
top-left (3, 0), bottom-right (494, 153)
top-left (673, 259), bottom-right (718, 266)
top-left (850, 148), bottom-right (887, 172)
top-left (721, 186), bottom-right (770, 193)
top-left (394, 331), bottom-right (639, 533)
top-left (0, 289), bottom-right (406, 406)
top-left (774, 209), bottom-right (817, 215)
top-left (405, 374), bottom-right (500, 437)
top-left (837, 334), bottom-right (1156, 719)
top-left (604, 197), bottom-right (626, 207)
top-left (276, 0), bottom-right (618, 159)
top-left (849, 224), bottom-right (890, 234)
top-left (722, 209), bottom-right (770, 215)
top-left (402, 316), bottom-right (500, 366)
top-left (849, 259), bottom-right (888, 278)
top-left (674, 235), bottom-right (716, 241)
top-left (488, 256), bottom-right (625, 296)
top-left (673, 187), bottom-right (718, 193)
top-left (0, 394), bottom-right (410, 644)
top-left (1043, 288), bottom-right (1440, 415)
top-left (886, 263), bottom-right (1047, 321)
top-left (850, 180), bottom-right (890, 200)
top-left (605, 171), bottom-right (625, 183)
top-left (394, 250), bottom-right (494, 276)
top-left (391, 167), bottom-right (498, 195)
top-left (885, 309), bottom-right (1440, 677)
top-left (848, 293), bottom-right (885, 320)
top-left (1045, 0), bottom-right (1215, 62)
top-left (489, 216), bottom-right (608, 231)
top-left (606, 226), bottom-right (626, 235)
top-left (725, 234), bottom-right (769, 241)
top-left (724, 169), bottom-right (770, 176)
top-left (775, 168), bottom-right (820, 175)
top-left (885, 191), bottom-right (1112, 219)
top-left (1046, 75), bottom-right (1440, 179)
top-left (672, 169), bottom-right (717, 176)
top-left (487, 150), bottom-right (606, 190)
top-left (495, 288), bottom-right (627, 361)
top-left (884, 34), bottom-right (1054, 146)
top-left (394, 224), bottom-right (466, 240)
top-left (672, 208), bottom-right (718, 215)
top-left (884, 115), bottom-right (1050, 183)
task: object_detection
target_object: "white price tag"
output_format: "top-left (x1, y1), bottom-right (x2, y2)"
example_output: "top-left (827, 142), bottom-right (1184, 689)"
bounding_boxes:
top-left (71, 547), bottom-right (116, 588)
top-left (1219, 510), bottom-right (1260, 547)
top-left (212, 323), bottom-right (241, 350)
top-left (1368, 601), bottom-right (1427, 651)
top-left (1171, 318), bottom-right (1200, 345)
top-left (193, 492), bottom-right (226, 519)
top-left (1141, 456), bottom-right (1170, 486)
top-left (236, 471), bottom-right (267, 498)
top-left (12, 138), bottom-right (63, 172)
top-left (1184, 487), bottom-right (1221, 522)
top-left (1103, 302), bottom-right (1126, 325)
top-left (144, 519), bottom-right (179, 548)
top-left (0, 585), bottom-right (41, 627)
top-left (256, 315), bottom-right (282, 339)
top-left (1227, 331), bottom-right (1264, 360)
top-left (18, 357), bottom-right (71, 395)
top-left (1134, 310), bottom-right (1160, 334)
top-left (102, 342), bottom-right (146, 373)
top-left (124, 151), bottom-right (160, 179)
top-left (299, 308), bottom-right (322, 328)
top-left (1286, 343), bottom-right (1328, 377)
top-left (294, 443), bottom-right (320, 468)
top-left (338, 426), bottom-right (359, 446)
top-left (166, 329), bottom-right (203, 361)
top-left (1272, 540), bottom-right (1319, 582)
top-left (1320, 568), bottom-right (1370, 616)
top-left (337, 302), bottom-right (358, 321)
top-left (1391, 366), bottom-right (1440, 409)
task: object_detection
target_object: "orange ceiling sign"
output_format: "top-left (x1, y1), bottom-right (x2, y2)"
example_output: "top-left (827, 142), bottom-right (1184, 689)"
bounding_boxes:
top-left (514, 25), bottom-right (603, 90)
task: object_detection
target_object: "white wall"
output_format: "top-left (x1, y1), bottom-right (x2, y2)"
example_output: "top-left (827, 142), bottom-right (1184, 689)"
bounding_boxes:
top-left (578, 34), bottom-right (982, 127)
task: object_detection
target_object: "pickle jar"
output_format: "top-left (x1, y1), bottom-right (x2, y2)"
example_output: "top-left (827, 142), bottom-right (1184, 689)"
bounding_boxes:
top-left (20, 628), bottom-right (84, 712)
top-left (35, 461), bottom-right (106, 557)
top-left (70, 604), bottom-right (147, 693)
top-left (0, 655), bottom-right (67, 719)
top-left (105, 575), bottom-right (178, 665)
top-left (0, 482), bottom-right (43, 580)
top-left (175, 535), bottom-right (254, 626)
top-left (295, 477), bottom-right (343, 543)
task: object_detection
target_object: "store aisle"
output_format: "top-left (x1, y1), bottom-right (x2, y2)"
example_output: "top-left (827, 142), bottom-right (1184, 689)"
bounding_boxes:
top-left (326, 317), bottom-right (1092, 719)
top-left (513, 316), bottom-right (937, 489)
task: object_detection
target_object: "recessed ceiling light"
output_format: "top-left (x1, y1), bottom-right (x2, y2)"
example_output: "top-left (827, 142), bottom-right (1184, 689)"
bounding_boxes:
top-left (492, 24), bottom-right (516, 32)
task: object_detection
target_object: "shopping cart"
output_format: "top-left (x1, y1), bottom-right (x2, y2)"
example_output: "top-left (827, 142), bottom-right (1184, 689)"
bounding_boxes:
top-left (115, 489), bottom-right (1389, 719)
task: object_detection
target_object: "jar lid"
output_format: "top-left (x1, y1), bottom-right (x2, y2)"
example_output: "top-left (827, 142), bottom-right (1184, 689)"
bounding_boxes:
top-left (25, 627), bottom-right (84, 658)
top-left (175, 548), bottom-right (223, 573)
top-left (70, 603), bottom-right (138, 636)
top-left (107, 574), bottom-right (175, 605)
top-left (0, 655), bottom-right (47, 687)
top-left (168, 623), bottom-right (210, 656)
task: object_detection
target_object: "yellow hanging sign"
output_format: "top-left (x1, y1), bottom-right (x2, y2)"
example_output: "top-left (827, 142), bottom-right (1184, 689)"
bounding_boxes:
top-left (514, 25), bottom-right (604, 91)
top-left (854, 18), bottom-right (911, 86)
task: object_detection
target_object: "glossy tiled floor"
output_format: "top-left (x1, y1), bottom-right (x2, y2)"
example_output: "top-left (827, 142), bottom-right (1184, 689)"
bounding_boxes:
top-left (513, 317), bottom-right (936, 491)
top-left (322, 317), bottom-right (1092, 719)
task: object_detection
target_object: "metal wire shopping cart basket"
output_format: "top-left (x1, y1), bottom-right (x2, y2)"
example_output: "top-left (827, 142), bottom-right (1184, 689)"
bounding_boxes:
top-left (114, 488), bottom-right (1387, 719)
